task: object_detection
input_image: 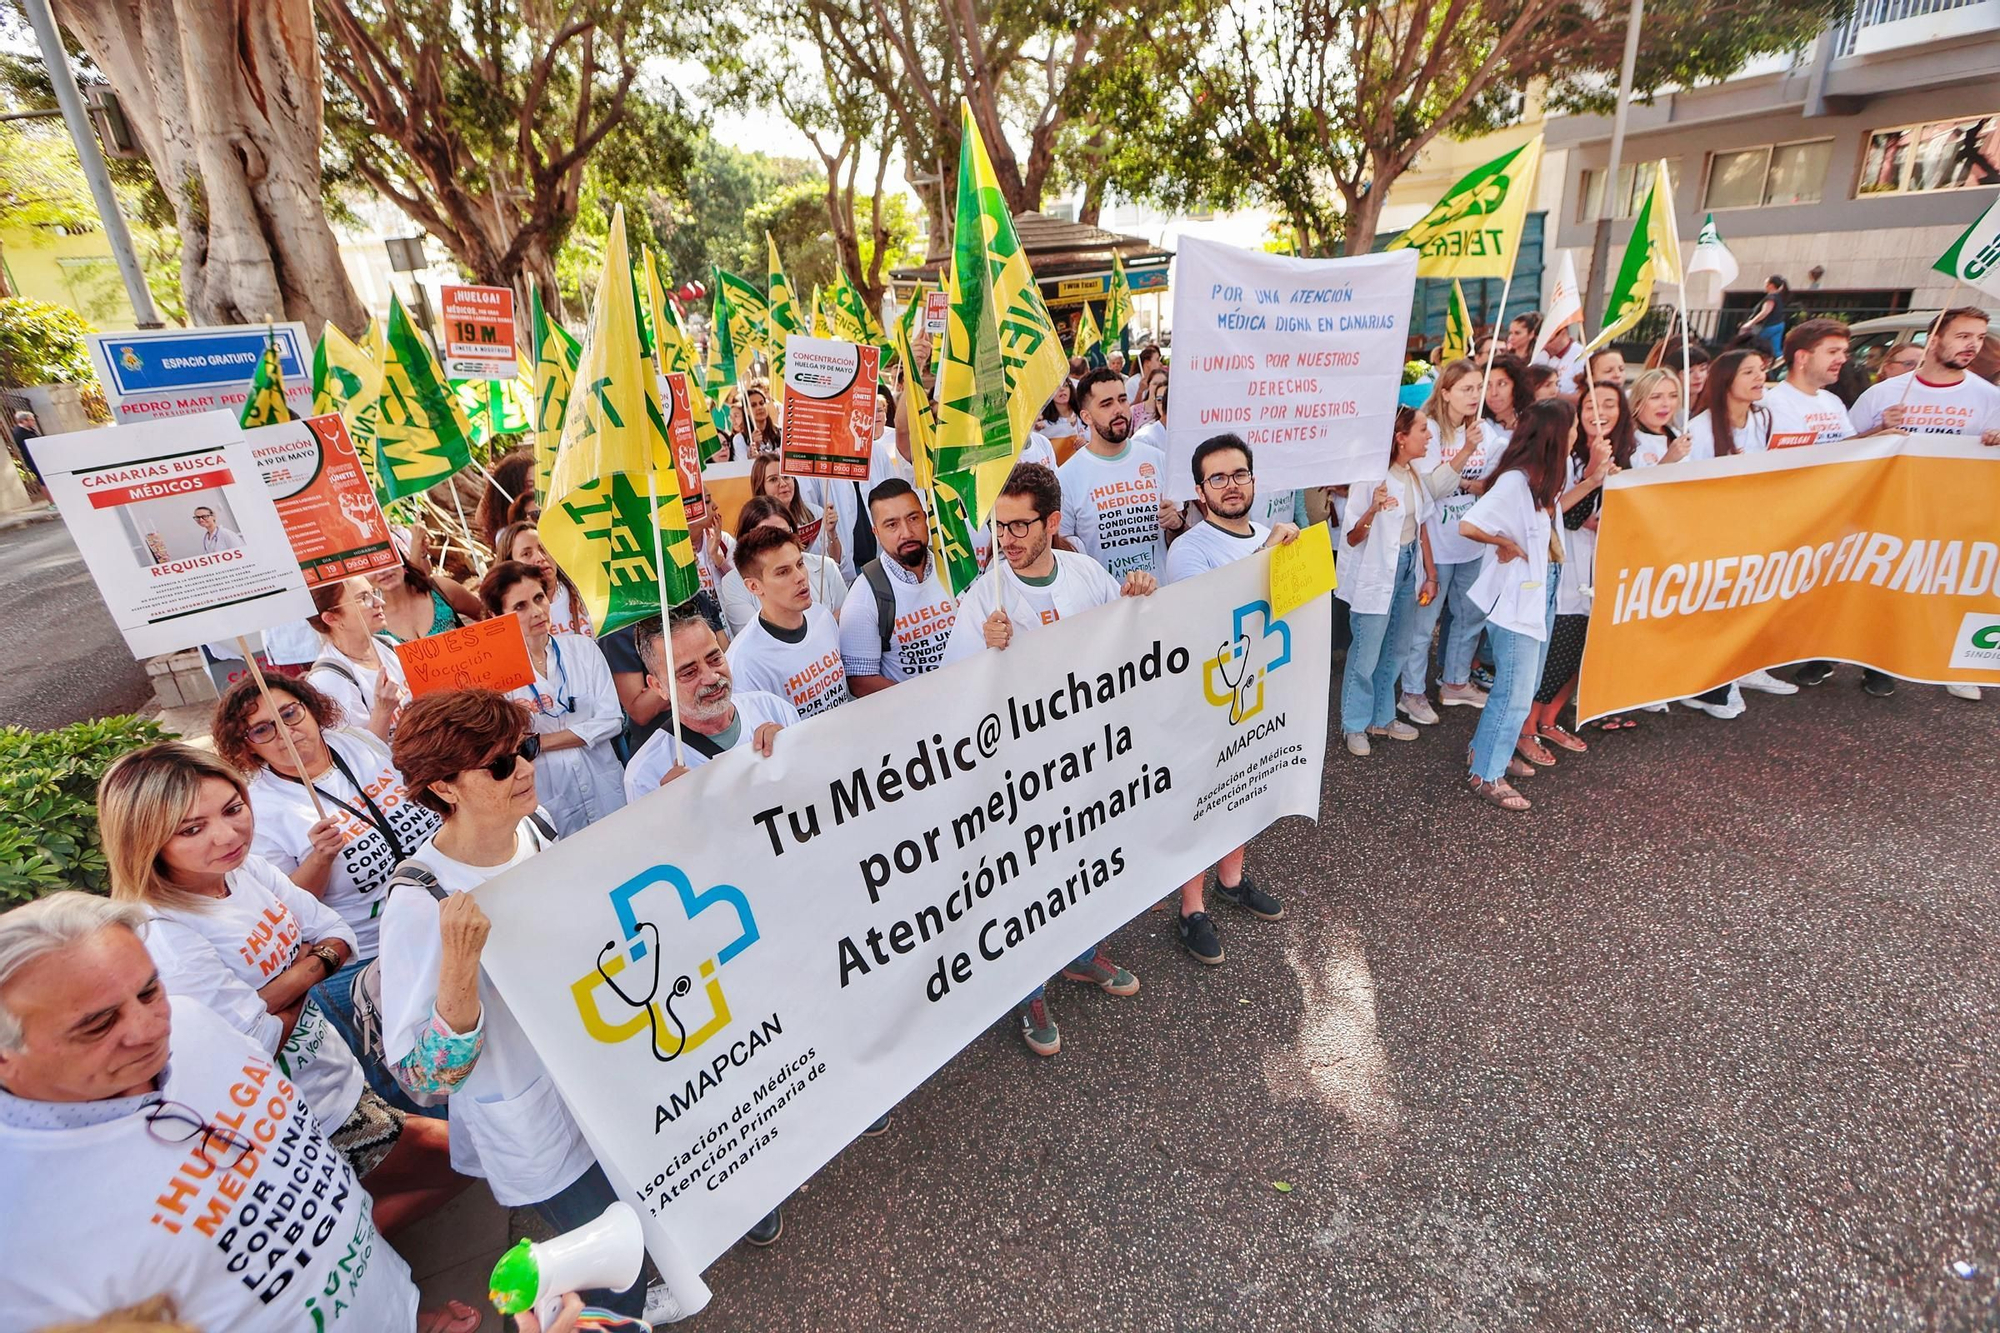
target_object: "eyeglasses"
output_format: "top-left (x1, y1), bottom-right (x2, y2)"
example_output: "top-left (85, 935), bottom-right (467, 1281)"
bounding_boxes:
top-left (244, 701), bottom-right (309, 745)
top-left (993, 515), bottom-right (1050, 539)
top-left (144, 1099), bottom-right (257, 1172)
top-left (480, 734), bottom-right (541, 781)
top-left (1203, 469), bottom-right (1253, 489)
top-left (348, 590), bottom-right (386, 608)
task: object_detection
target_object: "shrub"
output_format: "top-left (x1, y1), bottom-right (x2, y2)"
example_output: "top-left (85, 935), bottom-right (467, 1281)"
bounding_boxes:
top-left (0, 296), bottom-right (98, 388)
top-left (0, 714), bottom-right (170, 908)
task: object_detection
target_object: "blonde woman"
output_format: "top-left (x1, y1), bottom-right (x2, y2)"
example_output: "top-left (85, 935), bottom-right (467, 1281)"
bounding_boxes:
top-left (1627, 368), bottom-right (1689, 467)
top-left (1399, 359), bottom-right (1492, 719)
top-left (96, 743), bottom-right (465, 1241)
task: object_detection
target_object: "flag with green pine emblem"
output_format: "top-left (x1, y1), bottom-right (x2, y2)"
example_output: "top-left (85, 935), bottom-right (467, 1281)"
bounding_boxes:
top-left (1388, 136), bottom-right (1544, 280)
top-left (1934, 194), bottom-right (2000, 301)
top-left (312, 322), bottom-right (373, 416)
top-left (714, 266), bottom-right (770, 361)
top-left (1586, 160), bottom-right (1683, 353)
top-left (239, 329), bottom-right (295, 429)
top-left (1072, 302), bottom-right (1102, 364)
top-left (371, 294), bottom-right (476, 502)
top-left (1103, 255), bottom-right (1133, 346)
top-left (539, 205), bottom-right (701, 634)
top-left (530, 287), bottom-right (582, 505)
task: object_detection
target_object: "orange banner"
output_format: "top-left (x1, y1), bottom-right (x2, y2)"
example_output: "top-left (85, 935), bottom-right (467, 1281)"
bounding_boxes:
top-left (396, 614), bottom-right (535, 697)
top-left (1578, 434), bottom-right (2000, 719)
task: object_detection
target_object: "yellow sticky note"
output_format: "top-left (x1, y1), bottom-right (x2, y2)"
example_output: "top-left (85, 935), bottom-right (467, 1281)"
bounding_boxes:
top-left (1270, 520), bottom-right (1336, 620)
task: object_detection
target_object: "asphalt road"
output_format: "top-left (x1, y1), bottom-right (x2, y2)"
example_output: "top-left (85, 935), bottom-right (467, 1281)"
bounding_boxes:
top-left (668, 674), bottom-right (1996, 1331)
top-left (0, 515), bottom-right (154, 730)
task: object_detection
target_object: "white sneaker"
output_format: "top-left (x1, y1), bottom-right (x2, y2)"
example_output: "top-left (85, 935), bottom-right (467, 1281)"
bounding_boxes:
top-left (1737, 668), bottom-right (1798, 695)
top-left (1439, 681), bottom-right (1489, 709)
top-left (644, 1279), bottom-right (687, 1324)
top-left (1344, 731), bottom-right (1371, 756)
top-left (1946, 683), bottom-right (1982, 701)
top-left (1399, 692), bottom-right (1440, 725)
top-left (1680, 696), bottom-right (1745, 720)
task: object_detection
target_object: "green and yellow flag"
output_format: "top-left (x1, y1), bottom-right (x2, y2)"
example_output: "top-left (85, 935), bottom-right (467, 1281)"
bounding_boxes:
top-left (539, 206), bottom-right (701, 634)
top-left (529, 288), bottom-right (582, 505)
top-left (312, 322), bottom-right (374, 417)
top-left (1441, 280), bottom-right (1473, 364)
top-left (240, 329), bottom-right (295, 429)
top-left (810, 283), bottom-right (830, 338)
top-left (1103, 255), bottom-right (1133, 346)
top-left (1389, 135), bottom-right (1544, 280)
top-left (713, 266), bottom-right (770, 361)
top-left (642, 247), bottom-right (722, 464)
top-left (933, 100), bottom-right (1067, 480)
top-left (767, 235), bottom-right (801, 402)
top-left (706, 278), bottom-right (744, 436)
top-left (451, 376), bottom-right (533, 448)
top-left (372, 294), bottom-right (476, 502)
top-left (1587, 161), bottom-right (1683, 353)
top-left (1072, 302), bottom-right (1103, 364)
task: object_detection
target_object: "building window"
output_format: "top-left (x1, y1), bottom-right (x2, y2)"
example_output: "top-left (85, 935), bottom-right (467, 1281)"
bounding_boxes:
top-left (1858, 114), bottom-right (2000, 195)
top-left (1700, 139), bottom-right (1831, 210)
top-left (1577, 158), bottom-right (1684, 222)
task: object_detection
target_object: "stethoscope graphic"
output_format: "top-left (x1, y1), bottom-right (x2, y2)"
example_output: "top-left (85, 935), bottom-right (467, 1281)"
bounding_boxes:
top-left (1212, 632), bottom-right (1258, 725)
top-left (593, 921), bottom-right (694, 1063)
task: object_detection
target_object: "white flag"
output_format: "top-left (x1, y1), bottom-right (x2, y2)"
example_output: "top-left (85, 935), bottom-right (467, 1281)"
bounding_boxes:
top-left (1685, 213), bottom-right (1739, 309)
top-left (1539, 251), bottom-right (1582, 355)
top-left (1933, 194), bottom-right (2000, 302)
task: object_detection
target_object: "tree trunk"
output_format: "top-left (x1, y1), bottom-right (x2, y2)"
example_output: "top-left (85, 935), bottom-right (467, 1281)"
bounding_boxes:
top-left (1340, 181), bottom-right (1390, 258)
top-left (53, 0), bottom-right (366, 335)
top-left (1079, 173), bottom-right (1107, 228)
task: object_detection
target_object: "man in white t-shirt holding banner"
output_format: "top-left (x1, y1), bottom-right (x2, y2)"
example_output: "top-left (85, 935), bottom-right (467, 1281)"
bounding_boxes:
top-left (1161, 434), bottom-right (1299, 966)
top-left (1764, 319), bottom-right (1862, 446)
top-left (0, 893), bottom-right (473, 1333)
top-left (841, 479), bottom-right (958, 693)
top-left (1849, 306), bottom-right (2000, 442)
top-left (940, 462), bottom-right (1155, 1057)
top-left (625, 608), bottom-right (800, 802)
top-left (1058, 366), bottom-right (1187, 580)
top-left (725, 524), bottom-right (853, 719)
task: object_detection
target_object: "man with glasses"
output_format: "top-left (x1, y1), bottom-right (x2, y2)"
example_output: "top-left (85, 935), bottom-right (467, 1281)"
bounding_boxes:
top-left (1162, 434), bottom-right (1299, 964)
top-left (625, 607), bottom-right (799, 801)
top-left (940, 462), bottom-right (1154, 1056)
top-left (193, 504), bottom-right (243, 553)
top-left (0, 891), bottom-right (468, 1331)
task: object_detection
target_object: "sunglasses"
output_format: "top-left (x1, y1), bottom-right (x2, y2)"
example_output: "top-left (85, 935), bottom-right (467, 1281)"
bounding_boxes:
top-left (480, 734), bottom-right (540, 781)
top-left (245, 701), bottom-right (308, 745)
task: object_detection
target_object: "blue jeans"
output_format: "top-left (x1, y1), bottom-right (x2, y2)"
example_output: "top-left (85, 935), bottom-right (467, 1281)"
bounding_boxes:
top-left (1401, 558), bottom-right (1485, 693)
top-left (1341, 543), bottom-right (1419, 733)
top-left (530, 1163), bottom-right (650, 1316)
top-left (313, 957), bottom-right (446, 1119)
top-left (1022, 945), bottom-right (1108, 1007)
top-left (1467, 576), bottom-right (1561, 782)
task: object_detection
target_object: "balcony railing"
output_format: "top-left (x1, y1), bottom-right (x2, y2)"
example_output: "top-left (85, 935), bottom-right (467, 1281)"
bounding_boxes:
top-left (1833, 0), bottom-right (1992, 56)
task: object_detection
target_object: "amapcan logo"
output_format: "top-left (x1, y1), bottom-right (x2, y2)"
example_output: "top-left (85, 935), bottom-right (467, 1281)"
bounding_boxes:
top-left (570, 864), bottom-right (760, 1061)
top-left (1949, 611), bottom-right (2000, 670)
top-left (1202, 600), bottom-right (1293, 725)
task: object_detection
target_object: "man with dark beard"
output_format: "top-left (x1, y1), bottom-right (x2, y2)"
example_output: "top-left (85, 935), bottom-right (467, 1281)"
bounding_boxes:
top-left (840, 480), bottom-right (959, 694)
top-left (1161, 434), bottom-right (1297, 964)
top-left (1058, 366), bottom-right (1186, 581)
top-left (621, 606), bottom-right (799, 802)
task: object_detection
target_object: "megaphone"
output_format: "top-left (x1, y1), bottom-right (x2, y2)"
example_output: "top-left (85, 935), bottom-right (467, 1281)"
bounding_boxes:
top-left (489, 1200), bottom-right (646, 1326)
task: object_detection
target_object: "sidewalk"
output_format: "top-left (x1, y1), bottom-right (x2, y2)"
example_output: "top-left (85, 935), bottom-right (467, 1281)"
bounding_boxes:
top-left (0, 502), bottom-right (59, 535)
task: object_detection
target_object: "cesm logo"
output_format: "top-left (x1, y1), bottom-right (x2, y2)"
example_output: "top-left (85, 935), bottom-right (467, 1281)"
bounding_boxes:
top-left (1948, 611), bottom-right (2000, 670)
top-left (569, 863), bottom-right (760, 1062)
top-left (1202, 600), bottom-right (1292, 725)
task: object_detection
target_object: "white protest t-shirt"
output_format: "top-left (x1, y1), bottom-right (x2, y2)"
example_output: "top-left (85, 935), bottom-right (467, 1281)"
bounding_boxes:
top-left (838, 557), bottom-right (958, 681)
top-left (0, 996), bottom-right (418, 1333)
top-left (377, 819), bottom-right (598, 1205)
top-left (726, 604), bottom-right (851, 718)
top-left (247, 727), bottom-right (441, 958)
top-left (1426, 421), bottom-right (1501, 566)
top-left (308, 637), bottom-right (409, 726)
top-left (1763, 380), bottom-right (1855, 445)
top-left (1129, 419), bottom-right (1167, 453)
top-left (1058, 441), bottom-right (1169, 580)
top-left (869, 433), bottom-right (917, 491)
top-left (1631, 429), bottom-right (1676, 468)
top-left (940, 550), bottom-right (1122, 665)
top-left (547, 580), bottom-right (594, 638)
top-left (1684, 408), bottom-right (1773, 461)
top-left (144, 855), bottom-right (365, 1133)
top-left (623, 690), bottom-right (800, 801)
top-left (719, 553), bottom-right (847, 637)
top-left (1850, 372), bottom-right (2000, 438)
top-left (1164, 519), bottom-right (1268, 584)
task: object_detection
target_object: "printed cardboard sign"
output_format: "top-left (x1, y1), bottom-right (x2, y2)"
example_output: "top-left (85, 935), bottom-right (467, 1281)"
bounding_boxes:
top-left (781, 335), bottom-right (879, 481)
top-left (441, 284), bottom-right (520, 380)
top-left (247, 413), bottom-right (399, 585)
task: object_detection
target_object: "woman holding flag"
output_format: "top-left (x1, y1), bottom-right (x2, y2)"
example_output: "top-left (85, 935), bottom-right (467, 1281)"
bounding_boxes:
top-left (1400, 361), bottom-right (1494, 720)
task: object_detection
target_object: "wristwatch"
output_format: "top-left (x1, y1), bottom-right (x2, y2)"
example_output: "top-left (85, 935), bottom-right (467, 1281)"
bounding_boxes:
top-left (309, 945), bottom-right (343, 975)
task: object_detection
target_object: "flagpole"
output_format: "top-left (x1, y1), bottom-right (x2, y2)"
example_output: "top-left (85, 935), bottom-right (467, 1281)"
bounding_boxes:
top-left (1478, 272), bottom-right (1514, 410)
top-left (236, 636), bottom-right (326, 820)
top-left (1897, 279), bottom-right (1966, 411)
top-left (1676, 284), bottom-right (1693, 433)
top-left (645, 470), bottom-right (686, 772)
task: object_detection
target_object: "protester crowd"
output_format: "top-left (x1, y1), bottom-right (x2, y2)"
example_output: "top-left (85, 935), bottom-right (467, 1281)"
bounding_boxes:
top-left (3, 295), bottom-right (1997, 1333)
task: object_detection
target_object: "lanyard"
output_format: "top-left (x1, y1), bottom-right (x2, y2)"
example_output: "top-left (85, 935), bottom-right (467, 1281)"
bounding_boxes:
top-left (272, 744), bottom-right (408, 861)
top-left (530, 637), bottom-right (576, 716)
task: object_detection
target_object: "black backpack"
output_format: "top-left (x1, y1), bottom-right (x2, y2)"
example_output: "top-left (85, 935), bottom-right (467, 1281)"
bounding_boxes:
top-left (859, 558), bottom-right (897, 654)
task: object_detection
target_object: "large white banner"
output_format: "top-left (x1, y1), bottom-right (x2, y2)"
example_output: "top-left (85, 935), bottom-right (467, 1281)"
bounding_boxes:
top-left (1168, 238), bottom-right (1418, 499)
top-left (475, 551), bottom-right (1332, 1316)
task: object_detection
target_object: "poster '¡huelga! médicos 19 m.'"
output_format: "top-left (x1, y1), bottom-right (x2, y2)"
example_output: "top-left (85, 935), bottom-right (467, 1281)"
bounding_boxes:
top-left (472, 549), bottom-right (1333, 1318)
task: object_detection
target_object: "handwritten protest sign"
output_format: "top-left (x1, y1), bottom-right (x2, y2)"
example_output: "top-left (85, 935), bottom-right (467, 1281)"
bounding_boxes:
top-left (1270, 520), bottom-right (1337, 620)
top-left (781, 335), bottom-right (879, 480)
top-left (396, 614), bottom-right (535, 697)
top-left (247, 413), bottom-right (398, 585)
top-left (40, 411), bottom-right (314, 656)
top-left (440, 284), bottom-right (519, 380)
top-left (1168, 237), bottom-right (1417, 499)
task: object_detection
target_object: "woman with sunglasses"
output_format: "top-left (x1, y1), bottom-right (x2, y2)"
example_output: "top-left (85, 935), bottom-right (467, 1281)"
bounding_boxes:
top-left (307, 575), bottom-right (411, 740)
top-left (478, 559), bottom-right (627, 836)
top-left (211, 675), bottom-right (442, 1097)
top-left (96, 742), bottom-right (464, 1237)
top-left (379, 689), bottom-right (669, 1321)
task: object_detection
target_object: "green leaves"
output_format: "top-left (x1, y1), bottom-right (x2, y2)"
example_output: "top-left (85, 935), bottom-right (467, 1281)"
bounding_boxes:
top-left (0, 298), bottom-right (97, 388)
top-left (0, 715), bottom-right (171, 908)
